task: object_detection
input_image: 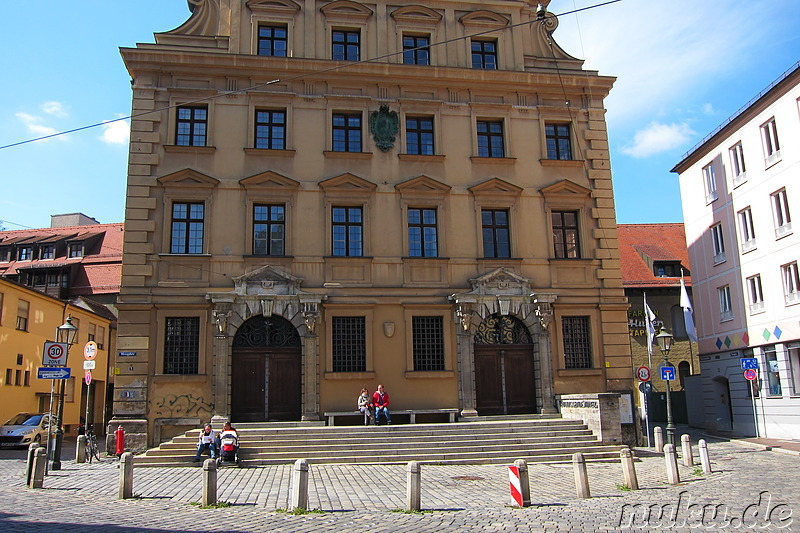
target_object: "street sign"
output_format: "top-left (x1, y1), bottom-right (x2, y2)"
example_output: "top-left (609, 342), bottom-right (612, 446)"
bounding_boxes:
top-left (741, 358), bottom-right (758, 370)
top-left (84, 370), bottom-right (92, 386)
top-left (42, 342), bottom-right (69, 366)
top-left (37, 367), bottom-right (72, 380)
top-left (83, 360), bottom-right (96, 370)
top-left (118, 351), bottom-right (136, 357)
top-left (661, 366), bottom-right (676, 381)
top-left (84, 341), bottom-right (98, 361)
top-left (636, 366), bottom-right (651, 382)
top-left (638, 381), bottom-right (653, 394)
top-left (744, 369), bottom-right (758, 381)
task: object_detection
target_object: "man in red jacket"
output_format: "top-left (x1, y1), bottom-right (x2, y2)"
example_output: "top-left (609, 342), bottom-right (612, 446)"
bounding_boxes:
top-left (372, 384), bottom-right (391, 425)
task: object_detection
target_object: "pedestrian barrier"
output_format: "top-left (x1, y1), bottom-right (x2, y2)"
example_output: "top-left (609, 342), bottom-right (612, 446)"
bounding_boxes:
top-left (203, 458), bottom-right (217, 506)
top-left (573, 452), bottom-right (590, 498)
top-left (654, 426), bottom-right (664, 453)
top-left (26, 443), bottom-right (40, 487)
top-left (406, 461), bottom-right (421, 511)
top-left (619, 447), bottom-right (639, 490)
top-left (29, 447), bottom-right (47, 489)
top-left (664, 443), bottom-right (680, 484)
top-left (290, 459), bottom-right (309, 511)
top-left (508, 459), bottom-right (531, 507)
top-left (76, 435), bottom-right (87, 464)
top-left (119, 452), bottom-right (134, 499)
top-left (681, 434), bottom-right (694, 466)
top-left (698, 439), bottom-right (712, 473)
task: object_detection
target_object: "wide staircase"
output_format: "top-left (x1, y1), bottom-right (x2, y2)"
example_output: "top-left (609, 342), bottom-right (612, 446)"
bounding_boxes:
top-left (133, 415), bottom-right (626, 467)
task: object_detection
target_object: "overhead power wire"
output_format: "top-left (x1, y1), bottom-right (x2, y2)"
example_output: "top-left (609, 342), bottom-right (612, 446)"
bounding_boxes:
top-left (0, 0), bottom-right (621, 151)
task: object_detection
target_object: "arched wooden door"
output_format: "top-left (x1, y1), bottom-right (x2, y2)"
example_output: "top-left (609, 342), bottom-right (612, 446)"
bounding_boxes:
top-left (231, 315), bottom-right (301, 422)
top-left (474, 314), bottom-right (536, 415)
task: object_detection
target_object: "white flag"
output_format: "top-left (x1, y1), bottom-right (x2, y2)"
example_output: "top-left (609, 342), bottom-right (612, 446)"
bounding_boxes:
top-left (644, 293), bottom-right (656, 357)
top-left (681, 276), bottom-right (698, 342)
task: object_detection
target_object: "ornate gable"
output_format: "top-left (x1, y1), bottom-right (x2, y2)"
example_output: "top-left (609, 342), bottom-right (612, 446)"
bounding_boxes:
top-left (239, 170), bottom-right (300, 190)
top-left (468, 177), bottom-right (523, 196)
top-left (395, 175), bottom-right (451, 196)
top-left (246, 0), bottom-right (301, 15)
top-left (157, 168), bottom-right (220, 188)
top-left (232, 265), bottom-right (303, 296)
top-left (459, 10), bottom-right (510, 30)
top-left (320, 0), bottom-right (373, 22)
top-left (319, 173), bottom-right (376, 193)
top-left (391, 5), bottom-right (443, 25)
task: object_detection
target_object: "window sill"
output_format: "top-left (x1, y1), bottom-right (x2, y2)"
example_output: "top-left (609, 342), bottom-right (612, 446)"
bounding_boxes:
top-left (404, 371), bottom-right (455, 379)
top-left (243, 148), bottom-right (296, 157)
top-left (323, 151), bottom-right (373, 159)
top-left (557, 368), bottom-right (602, 377)
top-left (324, 371), bottom-right (376, 380)
top-left (477, 257), bottom-right (523, 262)
top-left (470, 156), bottom-right (516, 164)
top-left (402, 256), bottom-right (450, 261)
top-left (244, 255), bottom-right (294, 259)
top-left (539, 159), bottom-right (584, 168)
top-left (549, 257), bottom-right (589, 262)
top-left (153, 374), bottom-right (207, 383)
top-left (163, 145), bottom-right (216, 154)
top-left (398, 154), bottom-right (446, 162)
top-left (157, 253), bottom-right (212, 257)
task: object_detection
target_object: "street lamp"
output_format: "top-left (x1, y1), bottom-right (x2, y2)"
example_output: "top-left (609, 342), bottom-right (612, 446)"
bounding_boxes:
top-left (656, 328), bottom-right (675, 446)
top-left (51, 315), bottom-right (78, 470)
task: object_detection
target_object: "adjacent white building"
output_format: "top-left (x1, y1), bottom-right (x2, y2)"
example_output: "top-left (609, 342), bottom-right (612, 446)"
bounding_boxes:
top-left (672, 61), bottom-right (800, 439)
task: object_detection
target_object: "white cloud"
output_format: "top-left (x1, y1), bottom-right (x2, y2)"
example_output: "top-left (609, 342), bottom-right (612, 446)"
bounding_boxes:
top-left (16, 112), bottom-right (58, 138)
top-left (100, 118), bottom-right (131, 145)
top-left (41, 101), bottom-right (68, 118)
top-left (620, 122), bottom-right (695, 158)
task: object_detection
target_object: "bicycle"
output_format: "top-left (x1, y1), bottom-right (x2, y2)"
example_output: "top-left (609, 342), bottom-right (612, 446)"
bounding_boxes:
top-left (85, 426), bottom-right (100, 463)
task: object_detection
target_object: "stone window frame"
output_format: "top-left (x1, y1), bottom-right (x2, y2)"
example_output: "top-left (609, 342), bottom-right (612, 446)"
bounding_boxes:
top-left (321, 0), bottom-right (373, 62)
top-left (247, 0), bottom-right (301, 56)
top-left (458, 10), bottom-right (509, 70)
top-left (403, 306), bottom-right (455, 378)
top-left (157, 170), bottom-right (220, 256)
top-left (390, 5), bottom-right (442, 66)
top-left (154, 308), bottom-right (210, 377)
top-left (324, 305), bottom-right (375, 380)
top-left (240, 170), bottom-right (299, 257)
top-left (166, 94), bottom-right (217, 151)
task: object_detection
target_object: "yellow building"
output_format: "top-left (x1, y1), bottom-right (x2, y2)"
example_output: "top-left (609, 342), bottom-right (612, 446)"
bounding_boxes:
top-left (114, 0), bottom-right (631, 448)
top-left (0, 278), bottom-right (113, 435)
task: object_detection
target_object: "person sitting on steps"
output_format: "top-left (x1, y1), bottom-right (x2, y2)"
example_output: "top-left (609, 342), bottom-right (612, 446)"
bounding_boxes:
top-left (357, 388), bottom-right (373, 426)
top-left (193, 423), bottom-right (217, 462)
top-left (372, 384), bottom-right (391, 425)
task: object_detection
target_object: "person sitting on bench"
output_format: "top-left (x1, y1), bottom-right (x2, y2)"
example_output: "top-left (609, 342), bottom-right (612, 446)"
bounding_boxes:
top-left (372, 384), bottom-right (391, 425)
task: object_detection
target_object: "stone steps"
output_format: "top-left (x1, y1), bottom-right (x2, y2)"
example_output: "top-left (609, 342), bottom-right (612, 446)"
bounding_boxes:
top-left (133, 417), bottom-right (624, 467)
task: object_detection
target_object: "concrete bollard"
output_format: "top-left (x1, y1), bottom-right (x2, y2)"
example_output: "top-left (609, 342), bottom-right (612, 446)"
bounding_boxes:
top-left (406, 461), bottom-right (421, 511)
top-left (26, 443), bottom-right (40, 486)
top-left (290, 459), bottom-right (309, 511)
top-left (29, 447), bottom-right (47, 489)
top-left (573, 452), bottom-right (591, 499)
top-left (654, 427), bottom-right (664, 453)
top-left (514, 459), bottom-right (531, 507)
top-left (76, 435), bottom-right (87, 464)
top-left (119, 452), bottom-right (134, 499)
top-left (698, 439), bottom-right (712, 474)
top-left (664, 444), bottom-right (680, 485)
top-left (203, 458), bottom-right (218, 506)
top-left (619, 447), bottom-right (639, 491)
top-left (681, 434), bottom-right (694, 467)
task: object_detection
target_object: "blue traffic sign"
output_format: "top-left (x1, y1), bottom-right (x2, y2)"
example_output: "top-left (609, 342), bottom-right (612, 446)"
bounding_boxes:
top-left (661, 366), bottom-right (676, 381)
top-left (741, 358), bottom-right (758, 370)
top-left (37, 367), bottom-right (72, 380)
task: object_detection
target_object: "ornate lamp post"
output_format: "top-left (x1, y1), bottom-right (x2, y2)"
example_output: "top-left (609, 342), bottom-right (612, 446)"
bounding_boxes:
top-left (51, 315), bottom-right (78, 470)
top-left (656, 329), bottom-right (675, 446)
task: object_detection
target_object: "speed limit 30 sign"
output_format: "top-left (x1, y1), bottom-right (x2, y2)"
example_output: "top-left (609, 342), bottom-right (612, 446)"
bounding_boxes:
top-left (43, 342), bottom-right (69, 366)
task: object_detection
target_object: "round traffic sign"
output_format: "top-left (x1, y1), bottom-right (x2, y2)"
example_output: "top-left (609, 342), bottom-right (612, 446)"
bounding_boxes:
top-left (638, 381), bottom-right (653, 394)
top-left (84, 341), bottom-right (98, 360)
top-left (48, 344), bottom-right (65, 360)
top-left (744, 369), bottom-right (757, 381)
top-left (84, 370), bottom-right (92, 386)
top-left (636, 366), bottom-right (651, 382)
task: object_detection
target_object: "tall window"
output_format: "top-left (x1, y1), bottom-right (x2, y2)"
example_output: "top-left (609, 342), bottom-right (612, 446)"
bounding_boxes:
top-left (703, 162), bottom-right (718, 203)
top-left (16, 299), bottom-right (29, 332)
top-left (88, 323), bottom-right (96, 343)
top-left (170, 202), bottom-right (204, 254)
top-left (254, 205), bottom-right (285, 256)
top-left (0, 292), bottom-right (3, 325)
top-left (545, 123), bottom-right (572, 160)
top-left (403, 35), bottom-right (430, 65)
top-left (471, 39), bottom-right (497, 69)
top-left (255, 110), bottom-right (286, 149)
top-left (738, 207), bottom-right (756, 252)
top-left (481, 209), bottom-right (510, 258)
top-left (710, 224), bottom-right (725, 264)
top-left (782, 261), bottom-right (800, 304)
top-left (332, 207), bottom-right (363, 257)
top-left (332, 113), bottom-right (362, 152)
top-left (562, 316), bottom-right (592, 369)
top-left (406, 116), bottom-right (434, 155)
top-left (408, 208), bottom-right (438, 257)
top-left (175, 106), bottom-right (208, 146)
top-left (257, 25), bottom-right (288, 56)
top-left (764, 346), bottom-right (781, 396)
top-left (772, 188), bottom-right (792, 237)
top-left (97, 326), bottom-right (105, 350)
top-left (163, 317), bottom-right (200, 374)
top-left (788, 343), bottom-right (800, 396)
top-left (476, 120), bottom-right (504, 157)
top-left (412, 316), bottom-right (445, 371)
top-left (551, 210), bottom-right (580, 259)
top-left (718, 285), bottom-right (733, 321)
top-left (747, 274), bottom-right (765, 314)
top-left (332, 316), bottom-right (366, 372)
top-left (332, 30), bottom-right (360, 61)
top-left (729, 142), bottom-right (746, 185)
top-left (761, 118), bottom-right (780, 163)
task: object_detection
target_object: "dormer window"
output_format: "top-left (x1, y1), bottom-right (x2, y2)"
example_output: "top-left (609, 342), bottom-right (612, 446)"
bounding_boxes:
top-left (68, 243), bottom-right (83, 258)
top-left (18, 246), bottom-right (33, 261)
top-left (653, 261), bottom-right (685, 277)
top-left (0, 247), bottom-right (9, 262)
top-left (40, 245), bottom-right (55, 260)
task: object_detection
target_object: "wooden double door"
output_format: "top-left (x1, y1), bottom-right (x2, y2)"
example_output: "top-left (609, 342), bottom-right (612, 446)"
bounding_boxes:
top-left (231, 347), bottom-right (301, 422)
top-left (474, 345), bottom-right (536, 415)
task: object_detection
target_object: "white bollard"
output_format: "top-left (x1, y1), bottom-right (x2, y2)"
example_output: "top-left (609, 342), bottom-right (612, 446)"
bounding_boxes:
top-left (291, 459), bottom-right (309, 511)
top-left (26, 443), bottom-right (40, 486)
top-left (406, 461), bottom-right (421, 511)
top-left (119, 452), bottom-right (134, 499)
top-left (664, 444), bottom-right (680, 484)
top-left (620, 447), bottom-right (639, 491)
top-left (681, 434), bottom-right (694, 467)
top-left (698, 439), bottom-right (712, 474)
top-left (203, 458), bottom-right (217, 506)
top-left (573, 452), bottom-right (591, 499)
top-left (654, 427), bottom-right (664, 453)
top-left (76, 435), bottom-right (87, 463)
top-left (29, 447), bottom-right (47, 489)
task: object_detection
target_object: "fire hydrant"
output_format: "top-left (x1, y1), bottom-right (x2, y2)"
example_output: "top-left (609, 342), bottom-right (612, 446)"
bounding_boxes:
top-left (114, 425), bottom-right (126, 456)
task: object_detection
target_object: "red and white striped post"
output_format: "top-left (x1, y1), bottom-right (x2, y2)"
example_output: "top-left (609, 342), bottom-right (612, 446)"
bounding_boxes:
top-left (508, 459), bottom-right (530, 507)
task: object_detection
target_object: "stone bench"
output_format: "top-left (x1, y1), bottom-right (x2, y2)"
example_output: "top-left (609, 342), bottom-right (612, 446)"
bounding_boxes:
top-left (324, 408), bottom-right (459, 426)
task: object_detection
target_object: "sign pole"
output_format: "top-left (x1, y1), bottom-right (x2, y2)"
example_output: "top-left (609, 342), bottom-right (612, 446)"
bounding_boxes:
top-left (45, 379), bottom-right (55, 476)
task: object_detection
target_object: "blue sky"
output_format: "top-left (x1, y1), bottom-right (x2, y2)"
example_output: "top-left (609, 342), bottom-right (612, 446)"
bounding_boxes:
top-left (1, 0), bottom-right (798, 230)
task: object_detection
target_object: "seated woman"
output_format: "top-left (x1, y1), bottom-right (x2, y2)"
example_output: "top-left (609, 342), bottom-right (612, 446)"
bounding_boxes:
top-left (193, 423), bottom-right (217, 462)
top-left (357, 388), bottom-right (373, 426)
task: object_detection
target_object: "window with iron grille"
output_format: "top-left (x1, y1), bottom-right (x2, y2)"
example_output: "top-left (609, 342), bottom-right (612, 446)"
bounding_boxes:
top-left (562, 316), bottom-right (592, 369)
top-left (164, 317), bottom-right (200, 374)
top-left (332, 316), bottom-right (366, 372)
top-left (175, 106), bottom-right (208, 146)
top-left (412, 316), bottom-right (445, 371)
top-left (258, 25), bottom-right (288, 56)
top-left (171, 202), bottom-right (204, 254)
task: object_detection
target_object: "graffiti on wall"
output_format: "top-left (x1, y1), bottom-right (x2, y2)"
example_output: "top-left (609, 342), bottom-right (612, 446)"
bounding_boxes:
top-left (153, 394), bottom-right (214, 418)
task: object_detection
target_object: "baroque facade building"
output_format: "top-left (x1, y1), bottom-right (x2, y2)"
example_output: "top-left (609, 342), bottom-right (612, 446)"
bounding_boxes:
top-left (672, 62), bottom-right (800, 439)
top-left (113, 0), bottom-right (631, 447)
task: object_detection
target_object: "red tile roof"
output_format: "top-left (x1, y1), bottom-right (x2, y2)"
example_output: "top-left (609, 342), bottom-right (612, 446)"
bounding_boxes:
top-left (617, 224), bottom-right (692, 288)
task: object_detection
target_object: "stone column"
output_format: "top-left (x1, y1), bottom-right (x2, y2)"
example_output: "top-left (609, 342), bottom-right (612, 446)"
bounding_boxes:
top-left (457, 328), bottom-right (478, 418)
top-left (211, 333), bottom-right (232, 426)
top-left (302, 333), bottom-right (320, 421)
top-left (536, 330), bottom-right (557, 414)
